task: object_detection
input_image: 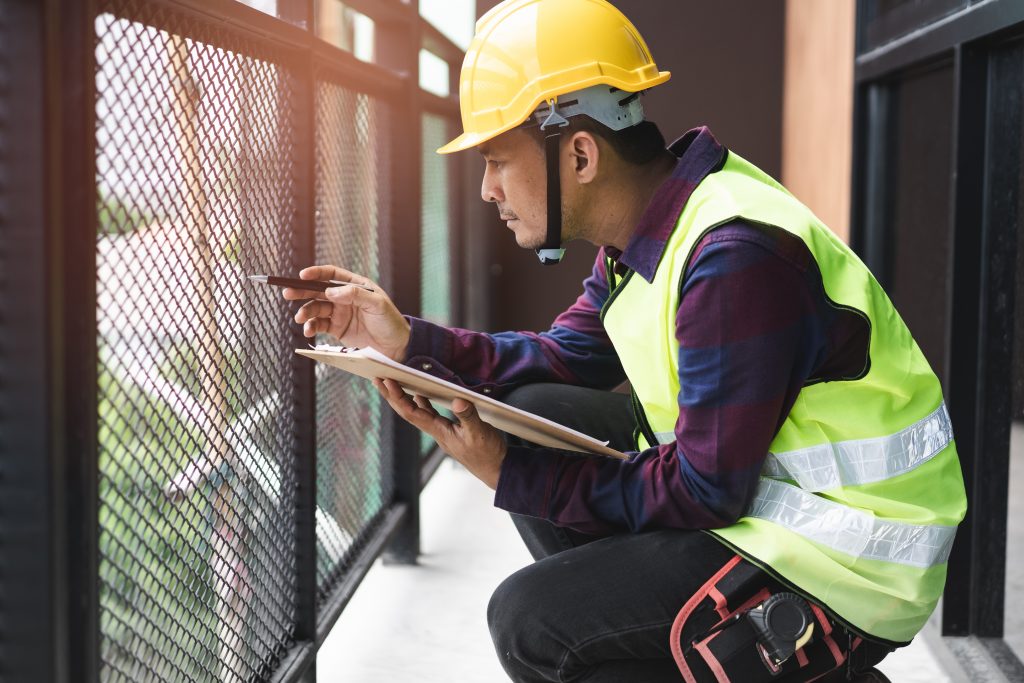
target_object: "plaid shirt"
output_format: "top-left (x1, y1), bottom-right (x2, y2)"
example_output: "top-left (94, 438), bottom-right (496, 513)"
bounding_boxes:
top-left (403, 126), bottom-right (868, 535)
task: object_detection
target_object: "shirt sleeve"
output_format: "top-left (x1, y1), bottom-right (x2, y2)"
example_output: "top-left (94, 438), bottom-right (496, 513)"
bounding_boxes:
top-left (494, 224), bottom-right (832, 535)
top-left (402, 249), bottom-right (626, 396)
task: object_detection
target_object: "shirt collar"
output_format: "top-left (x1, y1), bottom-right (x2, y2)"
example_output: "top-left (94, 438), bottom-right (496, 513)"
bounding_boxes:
top-left (608, 126), bottom-right (726, 283)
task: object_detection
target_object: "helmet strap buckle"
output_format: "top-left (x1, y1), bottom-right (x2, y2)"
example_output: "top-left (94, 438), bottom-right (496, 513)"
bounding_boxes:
top-left (536, 99), bottom-right (569, 265)
top-left (539, 97), bottom-right (570, 131)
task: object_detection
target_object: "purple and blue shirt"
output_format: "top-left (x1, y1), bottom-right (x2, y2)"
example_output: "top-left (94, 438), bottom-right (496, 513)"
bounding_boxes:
top-left (403, 126), bottom-right (868, 536)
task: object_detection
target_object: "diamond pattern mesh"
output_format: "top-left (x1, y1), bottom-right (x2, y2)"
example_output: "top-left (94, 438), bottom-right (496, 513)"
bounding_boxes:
top-left (420, 113), bottom-right (452, 325)
top-left (313, 76), bottom-right (395, 600)
top-left (418, 113), bottom-right (455, 455)
top-left (95, 4), bottom-right (299, 680)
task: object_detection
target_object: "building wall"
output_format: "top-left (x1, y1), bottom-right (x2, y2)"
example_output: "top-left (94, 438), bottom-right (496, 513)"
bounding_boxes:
top-left (781, 0), bottom-right (856, 243)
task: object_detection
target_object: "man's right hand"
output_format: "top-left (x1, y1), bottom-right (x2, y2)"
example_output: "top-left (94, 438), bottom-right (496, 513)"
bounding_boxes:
top-left (283, 265), bottom-right (411, 362)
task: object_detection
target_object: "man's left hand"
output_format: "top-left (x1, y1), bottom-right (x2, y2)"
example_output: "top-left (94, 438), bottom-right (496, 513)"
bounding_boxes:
top-left (373, 378), bottom-right (506, 489)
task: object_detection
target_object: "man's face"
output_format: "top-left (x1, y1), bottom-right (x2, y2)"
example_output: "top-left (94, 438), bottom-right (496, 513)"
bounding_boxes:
top-left (479, 129), bottom-right (562, 250)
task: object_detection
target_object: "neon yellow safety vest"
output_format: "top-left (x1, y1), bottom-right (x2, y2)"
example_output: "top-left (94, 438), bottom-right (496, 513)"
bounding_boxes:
top-left (601, 150), bottom-right (967, 643)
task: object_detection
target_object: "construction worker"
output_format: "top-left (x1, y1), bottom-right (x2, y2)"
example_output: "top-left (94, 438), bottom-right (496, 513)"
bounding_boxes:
top-left (286, 0), bottom-right (967, 680)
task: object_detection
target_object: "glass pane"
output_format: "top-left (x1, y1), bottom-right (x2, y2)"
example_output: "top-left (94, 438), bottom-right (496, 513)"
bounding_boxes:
top-left (992, 37), bottom-right (1024, 663)
top-left (236, 0), bottom-right (278, 20)
top-left (419, 49), bottom-right (450, 97)
top-left (419, 0), bottom-right (475, 51)
top-left (887, 63), bottom-right (955, 385)
top-left (317, 0), bottom-right (375, 62)
top-left (860, 0), bottom-right (967, 53)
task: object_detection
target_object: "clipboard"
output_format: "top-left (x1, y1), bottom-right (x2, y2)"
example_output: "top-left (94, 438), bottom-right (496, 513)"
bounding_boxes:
top-left (296, 346), bottom-right (626, 459)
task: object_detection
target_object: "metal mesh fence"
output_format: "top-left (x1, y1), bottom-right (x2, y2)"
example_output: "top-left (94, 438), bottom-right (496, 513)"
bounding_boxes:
top-left (418, 113), bottom-right (453, 455)
top-left (420, 113), bottom-right (452, 326)
top-left (313, 77), bottom-right (395, 600)
top-left (95, 4), bottom-right (299, 680)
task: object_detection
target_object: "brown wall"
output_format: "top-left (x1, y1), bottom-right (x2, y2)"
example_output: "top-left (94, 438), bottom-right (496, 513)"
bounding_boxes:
top-left (474, 0), bottom-right (786, 333)
top-left (781, 0), bottom-right (856, 243)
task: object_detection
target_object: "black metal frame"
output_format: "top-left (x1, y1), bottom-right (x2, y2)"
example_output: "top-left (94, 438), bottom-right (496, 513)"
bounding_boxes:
top-left (852, 0), bottom-right (1024, 677)
top-left (5, 0), bottom-right (468, 680)
top-left (3, 1), bottom-right (68, 680)
top-left (377, 7), bottom-right (425, 569)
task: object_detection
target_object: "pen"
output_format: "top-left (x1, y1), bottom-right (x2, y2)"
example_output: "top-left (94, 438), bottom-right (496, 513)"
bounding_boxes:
top-left (248, 274), bottom-right (376, 293)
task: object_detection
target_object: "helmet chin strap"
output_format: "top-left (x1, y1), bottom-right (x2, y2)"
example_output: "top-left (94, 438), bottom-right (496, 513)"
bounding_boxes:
top-left (537, 99), bottom-right (569, 265)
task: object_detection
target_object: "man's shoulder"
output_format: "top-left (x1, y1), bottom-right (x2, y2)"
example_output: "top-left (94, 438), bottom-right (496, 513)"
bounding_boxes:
top-left (687, 219), bottom-right (815, 275)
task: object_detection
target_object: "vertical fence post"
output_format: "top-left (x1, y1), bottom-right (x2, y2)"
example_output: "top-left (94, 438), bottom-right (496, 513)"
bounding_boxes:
top-left (378, 4), bottom-right (423, 565)
top-left (280, 0), bottom-right (318, 680)
top-left (4, 0), bottom-right (64, 680)
top-left (941, 42), bottom-right (988, 637)
top-left (57, 0), bottom-right (100, 679)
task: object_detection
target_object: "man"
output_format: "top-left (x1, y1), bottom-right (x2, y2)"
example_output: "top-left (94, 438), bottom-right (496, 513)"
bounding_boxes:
top-left (286, 1), bottom-right (967, 681)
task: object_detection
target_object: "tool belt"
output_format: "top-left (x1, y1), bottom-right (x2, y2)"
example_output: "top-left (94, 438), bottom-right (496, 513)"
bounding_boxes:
top-left (671, 554), bottom-right (864, 682)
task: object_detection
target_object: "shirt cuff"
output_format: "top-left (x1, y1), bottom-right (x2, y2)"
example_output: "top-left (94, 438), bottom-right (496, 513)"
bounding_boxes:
top-left (493, 444), bottom-right (558, 519)
top-left (403, 315), bottom-right (452, 364)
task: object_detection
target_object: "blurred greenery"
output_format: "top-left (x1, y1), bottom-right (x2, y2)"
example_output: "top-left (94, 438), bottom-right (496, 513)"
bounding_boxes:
top-left (97, 352), bottom-right (221, 681)
top-left (97, 340), bottom-right (279, 679)
top-left (97, 190), bottom-right (160, 235)
top-left (160, 341), bottom-right (248, 419)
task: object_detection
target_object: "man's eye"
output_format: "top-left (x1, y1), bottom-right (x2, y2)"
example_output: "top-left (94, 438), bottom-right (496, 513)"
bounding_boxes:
top-left (487, 159), bottom-right (502, 168)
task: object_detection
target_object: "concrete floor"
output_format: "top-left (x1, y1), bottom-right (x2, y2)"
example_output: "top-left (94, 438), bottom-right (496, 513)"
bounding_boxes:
top-left (318, 460), bottom-right (959, 682)
top-left (1005, 421), bottom-right (1024, 662)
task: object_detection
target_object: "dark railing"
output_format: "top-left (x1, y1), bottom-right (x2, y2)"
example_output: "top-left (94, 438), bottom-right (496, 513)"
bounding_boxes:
top-left (852, 0), bottom-right (1024, 680)
top-left (1, 0), bottom-right (467, 681)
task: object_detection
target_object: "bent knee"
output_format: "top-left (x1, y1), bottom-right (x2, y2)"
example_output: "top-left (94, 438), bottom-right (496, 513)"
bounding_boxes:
top-left (488, 568), bottom-right (563, 679)
top-left (487, 569), bottom-right (530, 645)
top-left (502, 384), bottom-right (560, 415)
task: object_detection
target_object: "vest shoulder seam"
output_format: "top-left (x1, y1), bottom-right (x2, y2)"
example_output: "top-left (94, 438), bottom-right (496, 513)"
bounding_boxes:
top-left (686, 220), bottom-right (814, 278)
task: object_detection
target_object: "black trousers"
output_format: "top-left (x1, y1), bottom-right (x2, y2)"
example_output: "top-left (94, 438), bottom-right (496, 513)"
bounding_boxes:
top-left (488, 384), bottom-right (892, 683)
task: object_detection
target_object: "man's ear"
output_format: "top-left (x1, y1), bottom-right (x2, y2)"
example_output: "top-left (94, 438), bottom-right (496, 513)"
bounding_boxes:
top-left (569, 131), bottom-right (600, 185)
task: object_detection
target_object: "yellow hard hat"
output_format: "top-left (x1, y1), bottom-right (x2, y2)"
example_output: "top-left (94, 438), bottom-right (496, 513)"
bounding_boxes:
top-left (437, 0), bottom-right (671, 154)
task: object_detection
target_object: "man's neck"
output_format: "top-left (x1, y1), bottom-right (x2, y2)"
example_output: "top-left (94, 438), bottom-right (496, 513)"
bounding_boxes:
top-left (584, 151), bottom-right (677, 252)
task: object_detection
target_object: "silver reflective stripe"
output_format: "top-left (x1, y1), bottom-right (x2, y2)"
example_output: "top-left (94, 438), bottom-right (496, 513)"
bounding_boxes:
top-left (746, 478), bottom-right (956, 569)
top-left (762, 403), bottom-right (953, 492)
top-left (654, 431), bottom-right (675, 445)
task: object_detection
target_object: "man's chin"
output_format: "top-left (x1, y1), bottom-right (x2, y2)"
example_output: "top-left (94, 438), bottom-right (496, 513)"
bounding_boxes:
top-left (512, 230), bottom-right (544, 251)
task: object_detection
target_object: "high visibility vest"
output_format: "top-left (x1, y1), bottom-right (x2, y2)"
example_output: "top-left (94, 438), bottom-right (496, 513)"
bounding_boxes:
top-left (601, 150), bottom-right (967, 643)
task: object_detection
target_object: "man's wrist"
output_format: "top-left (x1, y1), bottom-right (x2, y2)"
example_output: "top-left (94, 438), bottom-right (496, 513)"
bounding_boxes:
top-left (389, 320), bottom-right (411, 362)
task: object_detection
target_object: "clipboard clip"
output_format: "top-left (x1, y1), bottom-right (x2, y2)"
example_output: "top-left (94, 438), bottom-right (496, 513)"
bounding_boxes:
top-left (310, 343), bottom-right (359, 353)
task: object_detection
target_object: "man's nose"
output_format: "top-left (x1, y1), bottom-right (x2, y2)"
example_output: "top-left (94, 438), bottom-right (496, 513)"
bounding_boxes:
top-left (481, 164), bottom-right (504, 203)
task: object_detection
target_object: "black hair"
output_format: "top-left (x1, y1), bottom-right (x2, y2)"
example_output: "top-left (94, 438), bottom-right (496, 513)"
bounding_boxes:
top-left (524, 117), bottom-right (667, 166)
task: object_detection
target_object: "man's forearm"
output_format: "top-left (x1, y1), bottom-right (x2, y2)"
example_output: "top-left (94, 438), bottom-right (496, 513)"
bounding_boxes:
top-left (402, 316), bottom-right (623, 397)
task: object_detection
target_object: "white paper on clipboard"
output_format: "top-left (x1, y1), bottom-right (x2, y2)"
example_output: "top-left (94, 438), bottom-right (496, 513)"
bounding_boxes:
top-left (295, 345), bottom-right (626, 459)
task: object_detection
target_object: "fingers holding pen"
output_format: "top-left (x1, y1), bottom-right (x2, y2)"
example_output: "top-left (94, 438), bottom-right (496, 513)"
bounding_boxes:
top-left (281, 286), bottom-right (328, 302)
top-left (280, 265), bottom-right (380, 302)
top-left (300, 264), bottom-right (379, 290)
top-left (294, 299), bottom-right (333, 325)
top-left (301, 317), bottom-right (332, 338)
top-left (323, 279), bottom-right (387, 314)
top-left (294, 300), bottom-right (341, 338)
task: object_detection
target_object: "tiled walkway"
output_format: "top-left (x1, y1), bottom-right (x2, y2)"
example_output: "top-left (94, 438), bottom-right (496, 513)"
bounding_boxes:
top-left (319, 460), bottom-right (955, 682)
